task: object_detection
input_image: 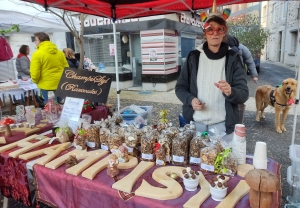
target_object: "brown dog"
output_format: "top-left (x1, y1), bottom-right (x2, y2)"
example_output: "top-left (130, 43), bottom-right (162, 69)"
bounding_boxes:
top-left (255, 78), bottom-right (298, 133)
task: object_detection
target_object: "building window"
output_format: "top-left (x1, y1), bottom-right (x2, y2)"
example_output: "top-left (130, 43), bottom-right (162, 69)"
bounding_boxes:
top-left (290, 31), bottom-right (298, 54)
top-left (262, 5), bottom-right (267, 26)
top-left (272, 3), bottom-right (277, 23)
top-left (282, 2), bottom-right (287, 19)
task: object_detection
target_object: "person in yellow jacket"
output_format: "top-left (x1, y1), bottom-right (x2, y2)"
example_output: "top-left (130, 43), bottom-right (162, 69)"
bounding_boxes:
top-left (31, 32), bottom-right (69, 102)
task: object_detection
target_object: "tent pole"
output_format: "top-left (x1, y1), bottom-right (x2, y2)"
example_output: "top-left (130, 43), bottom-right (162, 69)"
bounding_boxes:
top-left (291, 64), bottom-right (300, 145)
top-left (113, 21), bottom-right (120, 111)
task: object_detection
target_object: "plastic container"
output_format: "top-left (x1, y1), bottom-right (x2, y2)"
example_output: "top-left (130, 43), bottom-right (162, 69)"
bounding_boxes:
top-left (120, 106), bottom-right (153, 125)
top-left (289, 144), bottom-right (300, 184)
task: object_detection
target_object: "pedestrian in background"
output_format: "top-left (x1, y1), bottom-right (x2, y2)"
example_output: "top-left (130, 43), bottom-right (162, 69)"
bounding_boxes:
top-left (16, 45), bottom-right (30, 79)
top-left (63, 48), bottom-right (79, 69)
top-left (30, 32), bottom-right (69, 102)
top-left (227, 35), bottom-right (258, 83)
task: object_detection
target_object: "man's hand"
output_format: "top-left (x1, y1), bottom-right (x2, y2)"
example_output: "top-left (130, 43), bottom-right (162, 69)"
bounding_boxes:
top-left (253, 77), bottom-right (258, 83)
top-left (214, 80), bottom-right (231, 96)
top-left (191, 98), bottom-right (205, 111)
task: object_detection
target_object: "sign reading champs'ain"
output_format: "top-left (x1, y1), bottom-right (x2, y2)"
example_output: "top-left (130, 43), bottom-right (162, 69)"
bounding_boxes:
top-left (56, 68), bottom-right (112, 103)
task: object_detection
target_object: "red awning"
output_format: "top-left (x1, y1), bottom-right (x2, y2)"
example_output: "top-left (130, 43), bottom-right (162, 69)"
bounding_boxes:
top-left (22, 0), bottom-right (265, 20)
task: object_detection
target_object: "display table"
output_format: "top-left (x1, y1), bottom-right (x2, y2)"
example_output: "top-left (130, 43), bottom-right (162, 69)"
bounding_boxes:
top-left (83, 105), bottom-right (110, 123)
top-left (0, 121), bottom-right (53, 146)
top-left (0, 80), bottom-right (40, 114)
top-left (33, 156), bottom-right (281, 208)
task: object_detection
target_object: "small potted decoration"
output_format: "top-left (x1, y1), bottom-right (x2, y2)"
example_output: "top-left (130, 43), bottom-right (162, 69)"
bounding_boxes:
top-left (182, 167), bottom-right (200, 191)
top-left (209, 175), bottom-right (229, 201)
top-left (0, 118), bottom-right (15, 137)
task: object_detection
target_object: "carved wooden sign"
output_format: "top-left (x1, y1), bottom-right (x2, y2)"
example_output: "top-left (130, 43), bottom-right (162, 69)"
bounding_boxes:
top-left (56, 68), bottom-right (112, 103)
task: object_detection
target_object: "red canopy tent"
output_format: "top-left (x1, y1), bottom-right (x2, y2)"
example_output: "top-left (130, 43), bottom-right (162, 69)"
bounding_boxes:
top-left (22, 0), bottom-right (265, 21)
top-left (24, 0), bottom-right (268, 111)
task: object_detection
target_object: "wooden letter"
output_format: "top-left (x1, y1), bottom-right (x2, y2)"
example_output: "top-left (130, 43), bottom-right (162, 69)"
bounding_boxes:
top-left (0, 134), bottom-right (38, 153)
top-left (36, 142), bottom-right (71, 165)
top-left (0, 137), bottom-right (6, 144)
top-left (183, 172), bottom-right (211, 208)
top-left (45, 149), bottom-right (78, 170)
top-left (19, 144), bottom-right (65, 160)
top-left (216, 180), bottom-right (250, 208)
top-left (66, 149), bottom-right (108, 176)
top-left (9, 137), bottom-right (51, 158)
top-left (112, 161), bottom-right (154, 193)
top-left (82, 155), bottom-right (138, 180)
top-left (135, 166), bottom-right (184, 200)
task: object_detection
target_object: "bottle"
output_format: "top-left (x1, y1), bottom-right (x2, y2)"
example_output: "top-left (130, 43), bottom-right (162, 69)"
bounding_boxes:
top-left (47, 91), bottom-right (58, 122)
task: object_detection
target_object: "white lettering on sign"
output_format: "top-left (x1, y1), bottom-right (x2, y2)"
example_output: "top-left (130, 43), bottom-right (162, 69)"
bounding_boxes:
top-left (180, 13), bottom-right (203, 28)
top-left (84, 17), bottom-right (140, 27)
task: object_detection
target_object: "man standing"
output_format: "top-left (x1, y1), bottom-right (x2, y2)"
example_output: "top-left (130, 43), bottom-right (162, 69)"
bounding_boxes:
top-left (30, 32), bottom-right (69, 102)
top-left (227, 35), bottom-right (258, 83)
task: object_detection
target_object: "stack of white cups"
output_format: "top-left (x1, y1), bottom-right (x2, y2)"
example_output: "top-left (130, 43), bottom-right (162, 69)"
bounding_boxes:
top-left (232, 124), bottom-right (246, 165)
top-left (253, 142), bottom-right (268, 169)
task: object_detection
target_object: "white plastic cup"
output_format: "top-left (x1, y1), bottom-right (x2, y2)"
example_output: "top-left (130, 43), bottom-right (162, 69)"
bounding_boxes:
top-left (253, 141), bottom-right (268, 169)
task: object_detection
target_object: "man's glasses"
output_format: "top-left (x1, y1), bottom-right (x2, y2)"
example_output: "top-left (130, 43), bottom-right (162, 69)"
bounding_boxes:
top-left (204, 25), bottom-right (226, 35)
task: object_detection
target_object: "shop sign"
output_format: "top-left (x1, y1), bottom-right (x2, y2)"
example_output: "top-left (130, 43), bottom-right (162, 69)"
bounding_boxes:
top-left (180, 13), bottom-right (203, 28)
top-left (56, 68), bottom-right (112, 103)
top-left (84, 17), bottom-right (139, 27)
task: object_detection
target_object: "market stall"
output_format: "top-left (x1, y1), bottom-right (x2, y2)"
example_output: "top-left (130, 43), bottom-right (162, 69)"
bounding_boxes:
top-left (0, 79), bottom-right (40, 115)
top-left (33, 157), bottom-right (280, 208)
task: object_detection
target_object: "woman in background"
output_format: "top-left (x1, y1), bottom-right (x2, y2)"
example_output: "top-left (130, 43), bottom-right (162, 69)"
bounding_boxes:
top-left (63, 48), bottom-right (79, 68)
top-left (16, 45), bottom-right (30, 79)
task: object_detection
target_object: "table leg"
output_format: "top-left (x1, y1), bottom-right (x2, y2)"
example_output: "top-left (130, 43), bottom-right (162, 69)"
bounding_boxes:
top-left (25, 91), bottom-right (30, 106)
top-left (3, 196), bottom-right (8, 208)
top-left (8, 94), bottom-right (13, 116)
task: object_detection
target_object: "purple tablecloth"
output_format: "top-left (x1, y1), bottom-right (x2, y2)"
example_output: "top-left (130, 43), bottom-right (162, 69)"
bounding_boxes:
top-left (83, 105), bottom-right (109, 124)
top-left (0, 121), bottom-right (53, 146)
top-left (33, 157), bottom-right (281, 208)
top-left (0, 133), bottom-right (59, 207)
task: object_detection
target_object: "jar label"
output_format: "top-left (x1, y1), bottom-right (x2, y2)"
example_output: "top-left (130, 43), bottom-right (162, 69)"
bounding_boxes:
top-left (156, 159), bottom-right (164, 166)
top-left (190, 157), bottom-right (201, 164)
top-left (201, 163), bottom-right (214, 172)
top-left (101, 145), bottom-right (109, 150)
top-left (165, 155), bottom-right (170, 162)
top-left (86, 142), bottom-right (95, 148)
top-left (172, 155), bottom-right (184, 162)
top-left (111, 149), bottom-right (118, 153)
top-left (142, 153), bottom-right (153, 160)
top-left (125, 145), bottom-right (133, 153)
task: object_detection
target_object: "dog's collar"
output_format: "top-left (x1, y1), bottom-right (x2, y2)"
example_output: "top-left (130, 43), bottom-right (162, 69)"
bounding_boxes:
top-left (270, 89), bottom-right (288, 108)
top-left (275, 102), bottom-right (288, 108)
top-left (269, 90), bottom-right (276, 107)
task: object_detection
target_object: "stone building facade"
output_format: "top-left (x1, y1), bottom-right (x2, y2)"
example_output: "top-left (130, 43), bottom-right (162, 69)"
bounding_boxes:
top-left (263, 1), bottom-right (300, 67)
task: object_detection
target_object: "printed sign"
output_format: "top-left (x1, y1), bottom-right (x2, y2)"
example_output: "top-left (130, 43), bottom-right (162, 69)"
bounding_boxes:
top-left (109, 44), bottom-right (115, 56)
top-left (56, 68), bottom-right (112, 103)
top-left (60, 97), bottom-right (85, 133)
top-left (149, 48), bottom-right (158, 61)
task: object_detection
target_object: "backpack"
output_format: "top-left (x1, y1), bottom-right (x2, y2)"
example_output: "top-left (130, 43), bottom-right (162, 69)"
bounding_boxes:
top-left (0, 37), bottom-right (13, 61)
top-left (227, 35), bottom-right (244, 65)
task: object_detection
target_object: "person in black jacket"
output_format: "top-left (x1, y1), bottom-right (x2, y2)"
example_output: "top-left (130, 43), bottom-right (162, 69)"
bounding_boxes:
top-left (175, 15), bottom-right (249, 139)
top-left (227, 35), bottom-right (258, 83)
top-left (63, 48), bottom-right (79, 68)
